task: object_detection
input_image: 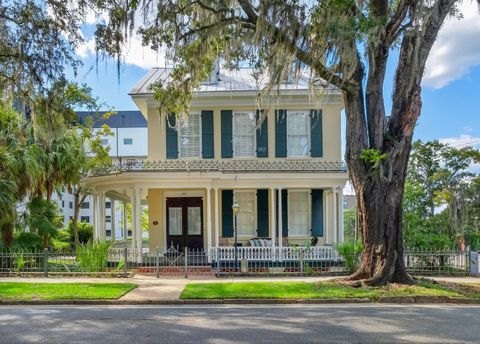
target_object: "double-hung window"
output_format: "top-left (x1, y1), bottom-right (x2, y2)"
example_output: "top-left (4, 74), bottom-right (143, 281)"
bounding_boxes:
top-left (234, 190), bottom-right (256, 236)
top-left (287, 111), bottom-right (310, 157)
top-left (178, 113), bottom-right (201, 158)
top-left (233, 112), bottom-right (256, 157)
top-left (288, 190), bottom-right (310, 236)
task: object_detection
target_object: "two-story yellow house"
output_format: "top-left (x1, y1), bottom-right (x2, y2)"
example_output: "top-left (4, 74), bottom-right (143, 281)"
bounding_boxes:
top-left (85, 67), bottom-right (348, 260)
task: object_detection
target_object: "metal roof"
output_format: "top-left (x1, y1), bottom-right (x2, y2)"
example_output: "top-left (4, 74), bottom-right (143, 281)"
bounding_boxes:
top-left (129, 67), bottom-right (339, 95)
top-left (76, 111), bottom-right (147, 128)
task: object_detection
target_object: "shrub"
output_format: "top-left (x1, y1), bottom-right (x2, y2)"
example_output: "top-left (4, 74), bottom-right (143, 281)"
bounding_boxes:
top-left (67, 221), bottom-right (93, 244)
top-left (10, 232), bottom-right (43, 251)
top-left (336, 240), bottom-right (363, 274)
top-left (76, 241), bottom-right (112, 271)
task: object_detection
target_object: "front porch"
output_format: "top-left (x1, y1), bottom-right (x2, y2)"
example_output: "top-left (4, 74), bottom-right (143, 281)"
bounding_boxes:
top-left (85, 159), bottom-right (348, 262)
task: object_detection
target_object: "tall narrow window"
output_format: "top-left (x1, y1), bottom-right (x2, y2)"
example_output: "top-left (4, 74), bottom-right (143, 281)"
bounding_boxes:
top-left (287, 111), bottom-right (310, 157)
top-left (288, 191), bottom-right (310, 236)
top-left (178, 113), bottom-right (201, 158)
top-left (233, 112), bottom-right (256, 157)
top-left (234, 191), bottom-right (256, 236)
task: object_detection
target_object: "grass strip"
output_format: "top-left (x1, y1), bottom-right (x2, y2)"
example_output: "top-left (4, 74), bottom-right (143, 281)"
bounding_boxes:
top-left (180, 280), bottom-right (464, 300)
top-left (0, 282), bottom-right (137, 301)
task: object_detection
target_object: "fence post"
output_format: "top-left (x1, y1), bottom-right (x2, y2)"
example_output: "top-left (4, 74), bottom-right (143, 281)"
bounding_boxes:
top-left (300, 248), bottom-right (304, 276)
top-left (184, 247), bottom-right (188, 278)
top-left (43, 248), bottom-right (48, 277)
top-left (156, 247), bottom-right (160, 278)
top-left (216, 247), bottom-right (220, 276)
top-left (123, 247), bottom-right (128, 277)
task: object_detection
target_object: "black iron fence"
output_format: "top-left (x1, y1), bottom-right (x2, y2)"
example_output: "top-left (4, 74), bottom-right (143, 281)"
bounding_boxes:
top-left (0, 247), bottom-right (471, 277)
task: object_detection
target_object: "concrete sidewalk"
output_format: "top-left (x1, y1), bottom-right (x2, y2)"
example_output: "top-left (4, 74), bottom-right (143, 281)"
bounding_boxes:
top-left (0, 275), bottom-right (477, 302)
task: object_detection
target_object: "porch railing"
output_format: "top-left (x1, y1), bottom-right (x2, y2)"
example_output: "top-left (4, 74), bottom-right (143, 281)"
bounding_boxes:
top-left (212, 246), bottom-right (341, 261)
top-left (89, 159), bottom-right (348, 177)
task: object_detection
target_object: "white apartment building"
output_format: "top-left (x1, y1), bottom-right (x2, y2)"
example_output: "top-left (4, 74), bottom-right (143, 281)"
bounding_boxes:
top-left (54, 111), bottom-right (147, 240)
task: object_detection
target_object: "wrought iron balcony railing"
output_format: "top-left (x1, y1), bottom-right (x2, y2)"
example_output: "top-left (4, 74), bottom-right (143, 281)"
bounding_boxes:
top-left (89, 159), bottom-right (348, 177)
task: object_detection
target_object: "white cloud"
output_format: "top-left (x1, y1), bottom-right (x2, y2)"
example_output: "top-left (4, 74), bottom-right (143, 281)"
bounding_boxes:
top-left (439, 134), bottom-right (480, 148)
top-left (423, 1), bottom-right (480, 89)
top-left (76, 8), bottom-right (166, 70)
top-left (439, 134), bottom-right (480, 172)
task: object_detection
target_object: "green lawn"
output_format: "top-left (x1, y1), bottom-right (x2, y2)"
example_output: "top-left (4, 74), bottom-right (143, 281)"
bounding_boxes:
top-left (0, 282), bottom-right (137, 301)
top-left (180, 280), bottom-right (464, 300)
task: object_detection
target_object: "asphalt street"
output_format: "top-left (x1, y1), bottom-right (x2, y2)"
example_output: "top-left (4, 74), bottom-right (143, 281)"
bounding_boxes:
top-left (0, 304), bottom-right (478, 343)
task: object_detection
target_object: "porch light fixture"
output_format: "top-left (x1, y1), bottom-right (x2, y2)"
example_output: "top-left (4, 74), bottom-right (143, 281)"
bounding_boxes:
top-left (232, 199), bottom-right (240, 271)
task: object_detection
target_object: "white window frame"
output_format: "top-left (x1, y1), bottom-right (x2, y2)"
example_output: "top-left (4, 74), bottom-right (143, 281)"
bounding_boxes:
top-left (177, 113), bottom-right (202, 159)
top-left (286, 110), bottom-right (311, 158)
top-left (232, 111), bottom-right (256, 158)
top-left (233, 190), bottom-right (257, 237)
top-left (287, 189), bottom-right (311, 237)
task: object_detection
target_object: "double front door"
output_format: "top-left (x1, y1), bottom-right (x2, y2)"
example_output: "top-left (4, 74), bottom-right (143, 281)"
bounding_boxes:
top-left (166, 197), bottom-right (204, 250)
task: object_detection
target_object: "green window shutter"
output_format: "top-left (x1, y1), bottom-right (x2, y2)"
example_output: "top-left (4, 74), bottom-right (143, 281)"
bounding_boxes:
top-left (256, 110), bottom-right (268, 158)
top-left (201, 110), bottom-right (214, 158)
top-left (221, 190), bottom-right (234, 238)
top-left (256, 189), bottom-right (269, 237)
top-left (166, 113), bottom-right (178, 159)
top-left (282, 189), bottom-right (288, 237)
top-left (275, 109), bottom-right (287, 157)
top-left (221, 110), bottom-right (233, 158)
top-left (310, 110), bottom-right (323, 157)
top-left (311, 189), bottom-right (324, 237)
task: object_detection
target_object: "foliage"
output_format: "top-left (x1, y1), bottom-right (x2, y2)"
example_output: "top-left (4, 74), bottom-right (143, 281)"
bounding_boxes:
top-left (360, 149), bottom-right (388, 168)
top-left (76, 241), bottom-right (112, 271)
top-left (404, 140), bottom-right (480, 249)
top-left (74, 222), bottom-right (94, 245)
top-left (343, 208), bottom-right (357, 242)
top-left (0, 1), bottom-right (106, 97)
top-left (51, 229), bottom-right (73, 251)
top-left (336, 241), bottom-right (363, 273)
top-left (25, 197), bottom-right (63, 248)
top-left (9, 232), bottom-right (43, 251)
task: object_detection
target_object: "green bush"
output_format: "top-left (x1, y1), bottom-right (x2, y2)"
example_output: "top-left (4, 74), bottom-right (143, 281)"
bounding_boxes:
top-left (67, 221), bottom-right (93, 244)
top-left (10, 232), bottom-right (43, 251)
top-left (336, 240), bottom-right (363, 274)
top-left (76, 241), bottom-right (112, 271)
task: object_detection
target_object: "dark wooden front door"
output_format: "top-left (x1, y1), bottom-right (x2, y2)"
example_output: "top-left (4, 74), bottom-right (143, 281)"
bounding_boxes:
top-left (166, 197), bottom-right (204, 250)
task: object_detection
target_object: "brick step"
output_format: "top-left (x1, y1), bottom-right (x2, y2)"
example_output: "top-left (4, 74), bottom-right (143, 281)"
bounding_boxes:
top-left (136, 266), bottom-right (215, 275)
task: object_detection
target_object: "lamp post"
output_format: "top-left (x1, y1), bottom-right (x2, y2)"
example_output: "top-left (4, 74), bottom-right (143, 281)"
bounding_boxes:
top-left (232, 199), bottom-right (240, 271)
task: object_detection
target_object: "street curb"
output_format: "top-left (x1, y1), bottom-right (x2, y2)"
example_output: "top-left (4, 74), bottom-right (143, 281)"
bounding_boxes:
top-left (1, 296), bottom-right (479, 306)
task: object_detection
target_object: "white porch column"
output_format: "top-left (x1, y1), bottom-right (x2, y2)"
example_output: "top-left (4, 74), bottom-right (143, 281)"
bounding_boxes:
top-left (278, 188), bottom-right (283, 249)
top-left (214, 188), bottom-right (219, 248)
top-left (123, 200), bottom-right (128, 243)
top-left (111, 199), bottom-right (116, 242)
top-left (92, 194), bottom-right (99, 242)
top-left (206, 188), bottom-right (212, 260)
top-left (338, 187), bottom-right (345, 243)
top-left (333, 188), bottom-right (338, 244)
top-left (99, 192), bottom-right (106, 242)
top-left (135, 188), bottom-right (142, 261)
top-left (325, 190), bottom-right (330, 245)
top-left (130, 190), bottom-right (136, 251)
top-left (270, 188), bottom-right (276, 249)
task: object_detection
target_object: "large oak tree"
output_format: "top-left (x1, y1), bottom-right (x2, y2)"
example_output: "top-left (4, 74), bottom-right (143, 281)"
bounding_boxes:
top-left (94, 0), bottom-right (475, 285)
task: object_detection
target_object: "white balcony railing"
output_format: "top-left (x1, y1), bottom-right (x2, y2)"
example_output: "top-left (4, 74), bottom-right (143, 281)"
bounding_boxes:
top-left (211, 246), bottom-right (341, 262)
top-left (89, 159), bottom-right (347, 177)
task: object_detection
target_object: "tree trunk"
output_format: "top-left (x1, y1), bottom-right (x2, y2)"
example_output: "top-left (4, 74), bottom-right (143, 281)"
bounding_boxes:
top-left (0, 223), bottom-right (14, 247)
top-left (350, 176), bottom-right (414, 286)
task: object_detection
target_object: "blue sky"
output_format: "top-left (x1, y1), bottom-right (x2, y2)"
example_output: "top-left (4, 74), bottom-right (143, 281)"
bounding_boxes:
top-left (72, 1), bottom-right (480, 148)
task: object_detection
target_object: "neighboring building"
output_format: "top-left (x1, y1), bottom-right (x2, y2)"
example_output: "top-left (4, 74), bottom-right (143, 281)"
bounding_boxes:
top-left (53, 111), bottom-right (148, 240)
top-left (84, 67), bottom-right (348, 254)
